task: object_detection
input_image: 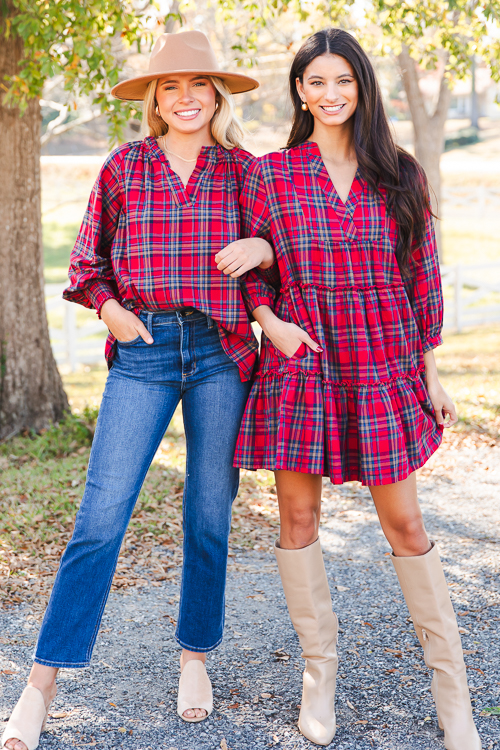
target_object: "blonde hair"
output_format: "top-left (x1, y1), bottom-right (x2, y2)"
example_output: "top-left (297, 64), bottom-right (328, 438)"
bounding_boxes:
top-left (141, 76), bottom-right (245, 149)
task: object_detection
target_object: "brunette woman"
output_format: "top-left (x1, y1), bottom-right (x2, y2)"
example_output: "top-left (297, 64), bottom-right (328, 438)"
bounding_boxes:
top-left (2, 30), bottom-right (273, 750)
top-left (235, 28), bottom-right (481, 750)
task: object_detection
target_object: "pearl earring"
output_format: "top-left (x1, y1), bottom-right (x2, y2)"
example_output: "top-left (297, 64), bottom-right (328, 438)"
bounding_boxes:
top-left (301, 101), bottom-right (309, 111)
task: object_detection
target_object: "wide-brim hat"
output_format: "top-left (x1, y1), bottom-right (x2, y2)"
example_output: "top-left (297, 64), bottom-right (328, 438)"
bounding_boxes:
top-left (111, 30), bottom-right (259, 101)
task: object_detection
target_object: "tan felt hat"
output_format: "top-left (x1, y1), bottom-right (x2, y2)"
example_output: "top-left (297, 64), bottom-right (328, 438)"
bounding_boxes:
top-left (111, 30), bottom-right (259, 100)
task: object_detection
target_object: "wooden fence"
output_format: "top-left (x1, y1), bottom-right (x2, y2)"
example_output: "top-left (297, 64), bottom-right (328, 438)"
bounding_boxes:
top-left (45, 283), bottom-right (108, 370)
top-left (46, 264), bottom-right (500, 370)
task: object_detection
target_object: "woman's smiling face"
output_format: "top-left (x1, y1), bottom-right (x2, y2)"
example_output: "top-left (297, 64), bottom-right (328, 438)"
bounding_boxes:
top-left (296, 53), bottom-right (358, 128)
top-left (155, 74), bottom-right (217, 136)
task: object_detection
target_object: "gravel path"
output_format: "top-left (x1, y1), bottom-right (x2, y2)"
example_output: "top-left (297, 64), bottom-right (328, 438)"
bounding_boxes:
top-left (1, 439), bottom-right (499, 750)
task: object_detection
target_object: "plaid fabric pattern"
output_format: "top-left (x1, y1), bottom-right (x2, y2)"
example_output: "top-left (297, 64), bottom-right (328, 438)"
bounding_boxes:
top-left (235, 142), bottom-right (444, 485)
top-left (63, 137), bottom-right (261, 381)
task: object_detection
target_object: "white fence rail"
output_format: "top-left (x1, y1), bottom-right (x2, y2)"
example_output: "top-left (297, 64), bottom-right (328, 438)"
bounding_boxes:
top-left (45, 284), bottom-right (108, 370)
top-left (440, 263), bottom-right (500, 332)
top-left (46, 265), bottom-right (500, 370)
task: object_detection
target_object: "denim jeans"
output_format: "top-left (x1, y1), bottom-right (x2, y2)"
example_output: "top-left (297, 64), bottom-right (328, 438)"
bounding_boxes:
top-left (34, 310), bottom-right (251, 667)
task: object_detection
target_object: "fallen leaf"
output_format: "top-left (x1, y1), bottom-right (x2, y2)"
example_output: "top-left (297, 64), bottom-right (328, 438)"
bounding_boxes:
top-left (355, 719), bottom-right (368, 724)
top-left (273, 648), bottom-right (290, 661)
top-left (227, 702), bottom-right (240, 709)
top-left (467, 667), bottom-right (485, 675)
top-left (336, 585), bottom-right (349, 591)
top-left (108, 702), bottom-right (117, 708)
top-left (424, 716), bottom-right (432, 722)
top-left (400, 676), bottom-right (413, 682)
top-left (50, 711), bottom-right (68, 719)
top-left (458, 627), bottom-right (470, 634)
top-left (118, 727), bottom-right (126, 733)
top-left (362, 621), bottom-right (374, 628)
top-left (463, 649), bottom-right (478, 655)
top-left (261, 693), bottom-right (272, 699)
top-left (220, 740), bottom-right (228, 750)
top-left (481, 707), bottom-right (500, 716)
top-left (385, 648), bottom-right (402, 656)
top-left (346, 700), bottom-right (357, 712)
top-left (1, 669), bottom-right (15, 675)
top-left (385, 668), bottom-right (399, 674)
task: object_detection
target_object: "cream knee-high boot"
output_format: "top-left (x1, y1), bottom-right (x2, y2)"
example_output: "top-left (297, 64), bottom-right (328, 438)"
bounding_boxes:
top-left (274, 538), bottom-right (338, 746)
top-left (391, 542), bottom-right (481, 750)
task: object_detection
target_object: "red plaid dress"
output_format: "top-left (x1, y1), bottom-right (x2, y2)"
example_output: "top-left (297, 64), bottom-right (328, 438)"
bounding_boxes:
top-left (63, 137), bottom-right (260, 381)
top-left (235, 142), bottom-right (444, 485)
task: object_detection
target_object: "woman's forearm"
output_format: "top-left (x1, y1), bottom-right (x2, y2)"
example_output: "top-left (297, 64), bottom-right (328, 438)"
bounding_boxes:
top-left (423, 349), bottom-right (439, 386)
top-left (255, 239), bottom-right (275, 269)
top-left (252, 305), bottom-right (278, 334)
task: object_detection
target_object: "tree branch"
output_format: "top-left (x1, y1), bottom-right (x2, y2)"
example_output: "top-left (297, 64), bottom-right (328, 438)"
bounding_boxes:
top-left (398, 45), bottom-right (429, 130)
top-left (40, 108), bottom-right (102, 145)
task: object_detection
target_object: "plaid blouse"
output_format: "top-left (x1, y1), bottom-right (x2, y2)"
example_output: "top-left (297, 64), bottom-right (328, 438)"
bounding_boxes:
top-left (235, 142), bottom-right (444, 485)
top-left (63, 137), bottom-right (261, 381)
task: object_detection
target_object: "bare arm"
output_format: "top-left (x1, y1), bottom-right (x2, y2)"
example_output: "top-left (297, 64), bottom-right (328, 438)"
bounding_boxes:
top-left (423, 349), bottom-right (457, 428)
top-left (253, 305), bottom-right (321, 358)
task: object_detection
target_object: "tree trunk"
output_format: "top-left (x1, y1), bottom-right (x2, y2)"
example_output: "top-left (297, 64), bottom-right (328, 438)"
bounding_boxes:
top-left (0, 13), bottom-right (69, 440)
top-left (398, 46), bottom-right (452, 261)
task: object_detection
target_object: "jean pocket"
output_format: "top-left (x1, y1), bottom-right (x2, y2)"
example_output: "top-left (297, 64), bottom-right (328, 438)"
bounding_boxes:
top-left (116, 334), bottom-right (142, 346)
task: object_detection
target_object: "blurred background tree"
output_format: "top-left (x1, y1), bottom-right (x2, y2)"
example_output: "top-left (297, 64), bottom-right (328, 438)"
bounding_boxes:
top-left (215, 0), bottom-right (500, 253)
top-left (0, 0), bottom-right (154, 440)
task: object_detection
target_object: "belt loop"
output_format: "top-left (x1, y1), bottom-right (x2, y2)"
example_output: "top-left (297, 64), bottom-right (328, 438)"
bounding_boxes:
top-left (146, 311), bottom-right (153, 335)
top-left (207, 315), bottom-right (214, 329)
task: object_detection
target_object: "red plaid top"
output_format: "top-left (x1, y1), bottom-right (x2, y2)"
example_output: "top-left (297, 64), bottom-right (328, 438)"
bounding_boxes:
top-left (63, 136), bottom-right (260, 381)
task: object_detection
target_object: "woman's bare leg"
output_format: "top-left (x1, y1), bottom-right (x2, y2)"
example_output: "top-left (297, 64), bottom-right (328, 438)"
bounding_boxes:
top-left (368, 472), bottom-right (431, 556)
top-left (275, 471), bottom-right (323, 549)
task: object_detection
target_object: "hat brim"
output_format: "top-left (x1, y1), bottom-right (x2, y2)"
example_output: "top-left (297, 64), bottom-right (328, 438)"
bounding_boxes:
top-left (111, 69), bottom-right (259, 100)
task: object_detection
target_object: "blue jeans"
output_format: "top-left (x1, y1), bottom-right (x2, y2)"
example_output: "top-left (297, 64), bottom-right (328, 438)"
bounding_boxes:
top-left (34, 310), bottom-right (251, 667)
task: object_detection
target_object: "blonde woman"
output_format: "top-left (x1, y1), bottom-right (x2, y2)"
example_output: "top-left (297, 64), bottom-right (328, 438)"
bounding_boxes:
top-left (2, 31), bottom-right (272, 750)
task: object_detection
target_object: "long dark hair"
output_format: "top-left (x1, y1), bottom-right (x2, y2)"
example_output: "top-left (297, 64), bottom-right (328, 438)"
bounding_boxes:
top-left (287, 29), bottom-right (433, 278)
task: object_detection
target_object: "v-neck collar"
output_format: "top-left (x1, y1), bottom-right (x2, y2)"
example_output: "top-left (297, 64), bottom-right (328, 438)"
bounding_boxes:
top-left (146, 136), bottom-right (220, 206)
top-left (298, 140), bottom-right (363, 213)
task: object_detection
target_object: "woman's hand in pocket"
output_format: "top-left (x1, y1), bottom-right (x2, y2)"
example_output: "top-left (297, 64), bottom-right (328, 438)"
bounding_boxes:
top-left (263, 314), bottom-right (322, 358)
top-left (101, 299), bottom-right (153, 344)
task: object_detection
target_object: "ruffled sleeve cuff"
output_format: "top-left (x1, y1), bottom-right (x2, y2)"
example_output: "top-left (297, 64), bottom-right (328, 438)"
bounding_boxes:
top-left (422, 332), bottom-right (443, 353)
top-left (63, 280), bottom-right (117, 317)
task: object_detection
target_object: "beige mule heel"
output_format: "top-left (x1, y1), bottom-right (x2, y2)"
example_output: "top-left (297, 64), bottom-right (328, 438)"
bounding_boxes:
top-left (274, 539), bottom-right (338, 746)
top-left (177, 660), bottom-right (213, 723)
top-left (1, 686), bottom-right (51, 750)
top-left (391, 542), bottom-right (482, 750)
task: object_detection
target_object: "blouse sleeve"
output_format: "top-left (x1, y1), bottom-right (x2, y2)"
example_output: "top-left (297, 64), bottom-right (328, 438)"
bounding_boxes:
top-left (405, 210), bottom-right (443, 352)
top-left (62, 148), bottom-right (126, 315)
top-left (238, 160), bottom-right (281, 314)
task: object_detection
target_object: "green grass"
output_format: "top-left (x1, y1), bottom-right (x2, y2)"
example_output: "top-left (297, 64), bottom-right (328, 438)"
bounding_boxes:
top-left (441, 218), bottom-right (500, 267)
top-left (435, 325), bottom-right (500, 437)
top-left (43, 220), bottom-right (80, 283)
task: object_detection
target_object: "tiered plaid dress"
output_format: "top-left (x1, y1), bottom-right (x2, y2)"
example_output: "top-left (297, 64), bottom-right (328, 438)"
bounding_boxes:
top-left (235, 142), bottom-right (444, 486)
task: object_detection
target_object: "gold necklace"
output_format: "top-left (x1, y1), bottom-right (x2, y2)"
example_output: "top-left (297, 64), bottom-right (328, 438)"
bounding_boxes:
top-left (159, 136), bottom-right (198, 163)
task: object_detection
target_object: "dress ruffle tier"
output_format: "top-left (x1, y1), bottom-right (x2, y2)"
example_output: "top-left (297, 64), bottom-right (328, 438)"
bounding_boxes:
top-left (235, 284), bottom-right (443, 486)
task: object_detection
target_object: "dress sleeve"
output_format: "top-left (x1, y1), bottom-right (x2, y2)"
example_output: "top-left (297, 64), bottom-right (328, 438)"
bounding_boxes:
top-left (238, 160), bottom-right (281, 314)
top-left (405, 209), bottom-right (443, 352)
top-left (62, 149), bottom-right (125, 315)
